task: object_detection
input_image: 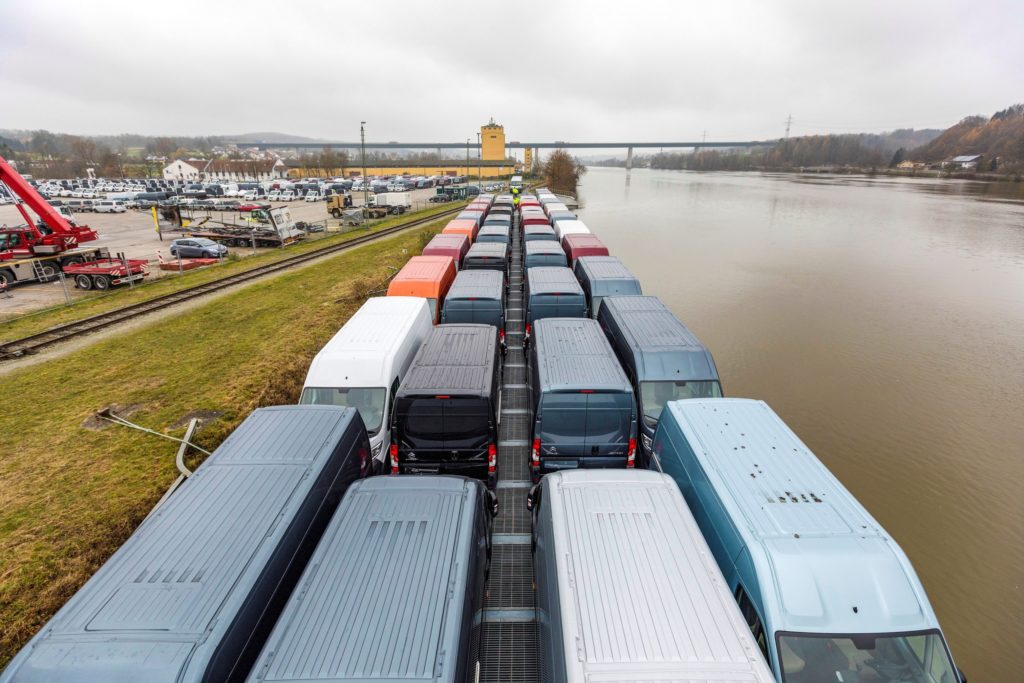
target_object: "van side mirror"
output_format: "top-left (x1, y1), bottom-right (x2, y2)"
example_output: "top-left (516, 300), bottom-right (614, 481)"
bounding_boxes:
top-left (487, 490), bottom-right (499, 518)
top-left (526, 483), bottom-right (540, 512)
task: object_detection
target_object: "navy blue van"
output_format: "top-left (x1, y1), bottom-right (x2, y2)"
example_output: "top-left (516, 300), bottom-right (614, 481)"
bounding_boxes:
top-left (528, 318), bottom-right (638, 481)
top-left (525, 266), bottom-right (587, 343)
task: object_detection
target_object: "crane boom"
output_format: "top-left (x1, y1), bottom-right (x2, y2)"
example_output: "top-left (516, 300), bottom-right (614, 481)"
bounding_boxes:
top-left (0, 154), bottom-right (98, 251)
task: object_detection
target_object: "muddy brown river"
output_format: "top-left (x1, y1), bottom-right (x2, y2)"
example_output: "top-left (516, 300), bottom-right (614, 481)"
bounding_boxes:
top-left (577, 167), bottom-right (1024, 682)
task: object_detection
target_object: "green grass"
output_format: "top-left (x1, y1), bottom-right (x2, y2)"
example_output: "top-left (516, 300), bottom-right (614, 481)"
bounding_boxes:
top-left (0, 201), bottom-right (465, 343)
top-left (0, 219), bottom-right (445, 665)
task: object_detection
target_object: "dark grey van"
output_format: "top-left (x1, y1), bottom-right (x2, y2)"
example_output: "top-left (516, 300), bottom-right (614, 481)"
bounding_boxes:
top-left (528, 318), bottom-right (638, 481)
top-left (391, 325), bottom-right (501, 488)
top-left (573, 255), bottom-right (643, 317)
top-left (483, 214), bottom-right (512, 228)
top-left (524, 240), bottom-right (568, 270)
top-left (476, 224), bottom-right (510, 245)
top-left (523, 224), bottom-right (558, 243)
top-left (525, 266), bottom-right (587, 342)
top-left (597, 295), bottom-right (721, 466)
top-left (441, 269), bottom-right (507, 348)
top-left (0, 406), bottom-right (369, 683)
top-left (245, 476), bottom-right (494, 683)
top-left (463, 241), bottom-right (509, 284)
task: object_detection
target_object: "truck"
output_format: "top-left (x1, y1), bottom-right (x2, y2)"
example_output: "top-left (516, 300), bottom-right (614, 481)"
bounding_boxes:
top-left (176, 206), bottom-right (305, 249)
top-left (368, 191), bottom-right (411, 215)
top-left (325, 192), bottom-right (354, 218)
top-left (0, 153), bottom-right (148, 289)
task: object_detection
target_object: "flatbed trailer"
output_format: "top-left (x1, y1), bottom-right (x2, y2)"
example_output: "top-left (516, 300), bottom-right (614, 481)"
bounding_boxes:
top-left (0, 246), bottom-right (146, 289)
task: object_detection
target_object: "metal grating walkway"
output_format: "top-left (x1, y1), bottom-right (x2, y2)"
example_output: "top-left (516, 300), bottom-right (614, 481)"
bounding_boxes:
top-left (480, 208), bottom-right (539, 682)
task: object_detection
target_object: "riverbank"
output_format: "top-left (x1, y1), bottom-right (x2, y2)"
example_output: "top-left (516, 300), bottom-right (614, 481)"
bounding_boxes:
top-left (0, 219), bottom-right (443, 666)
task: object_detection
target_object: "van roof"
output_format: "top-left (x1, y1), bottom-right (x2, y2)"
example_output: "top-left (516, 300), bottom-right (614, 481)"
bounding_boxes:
top-left (525, 241), bottom-right (565, 255)
top-left (601, 296), bottom-right (718, 381)
top-left (663, 398), bottom-right (942, 635)
top-left (397, 325), bottom-right (497, 397)
top-left (423, 233), bottom-right (469, 255)
top-left (563, 233), bottom-right (607, 250)
top-left (442, 219), bottom-right (478, 236)
top-left (2, 406), bottom-right (363, 683)
top-left (304, 297), bottom-right (430, 388)
top-left (478, 225), bottom-right (510, 237)
top-left (534, 318), bottom-right (631, 392)
top-left (527, 266), bottom-right (583, 296)
top-left (248, 476), bottom-right (481, 683)
top-left (466, 242), bottom-right (508, 259)
top-left (544, 469), bottom-right (775, 682)
top-left (524, 225), bottom-right (555, 235)
top-left (575, 255), bottom-right (637, 282)
top-left (446, 269), bottom-right (504, 300)
top-left (387, 256), bottom-right (455, 297)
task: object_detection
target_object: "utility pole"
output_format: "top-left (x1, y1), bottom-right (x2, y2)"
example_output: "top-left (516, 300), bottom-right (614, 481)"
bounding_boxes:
top-left (465, 139), bottom-right (470, 183)
top-left (785, 113), bottom-right (792, 139)
top-left (360, 121), bottom-right (368, 207)
top-left (477, 131), bottom-right (481, 187)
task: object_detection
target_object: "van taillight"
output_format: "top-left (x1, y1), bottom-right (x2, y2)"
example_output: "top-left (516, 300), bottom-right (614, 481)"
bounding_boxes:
top-left (531, 439), bottom-right (541, 468)
top-left (488, 443), bottom-right (497, 474)
top-left (525, 323), bottom-right (531, 335)
top-left (390, 443), bottom-right (399, 474)
top-left (499, 328), bottom-right (505, 342)
top-left (627, 438), bottom-right (637, 468)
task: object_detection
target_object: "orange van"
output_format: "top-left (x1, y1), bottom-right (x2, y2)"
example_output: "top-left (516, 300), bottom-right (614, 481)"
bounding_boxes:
top-left (386, 255), bottom-right (457, 323)
top-left (442, 218), bottom-right (480, 242)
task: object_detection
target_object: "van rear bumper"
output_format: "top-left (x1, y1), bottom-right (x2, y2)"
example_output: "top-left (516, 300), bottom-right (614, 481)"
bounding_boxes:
top-left (400, 460), bottom-right (494, 488)
top-left (536, 456), bottom-right (628, 481)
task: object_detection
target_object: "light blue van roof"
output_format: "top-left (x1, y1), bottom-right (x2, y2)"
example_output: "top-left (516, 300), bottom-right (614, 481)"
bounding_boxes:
top-left (525, 241), bottom-right (566, 256)
top-left (534, 318), bottom-right (632, 393)
top-left (527, 266), bottom-right (584, 297)
top-left (446, 269), bottom-right (504, 300)
top-left (574, 256), bottom-right (641, 292)
top-left (662, 398), bottom-right (944, 636)
top-left (601, 296), bottom-right (719, 382)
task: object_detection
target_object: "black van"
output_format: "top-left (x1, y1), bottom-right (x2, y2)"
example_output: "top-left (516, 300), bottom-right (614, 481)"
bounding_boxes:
top-left (463, 242), bottom-right (509, 284)
top-left (441, 269), bottom-right (507, 348)
top-left (391, 325), bottom-right (501, 488)
top-left (528, 317), bottom-right (638, 481)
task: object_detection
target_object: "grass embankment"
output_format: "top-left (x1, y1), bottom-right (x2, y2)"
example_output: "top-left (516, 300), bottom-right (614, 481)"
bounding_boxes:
top-left (0, 219), bottom-right (445, 665)
top-left (0, 201), bottom-right (465, 343)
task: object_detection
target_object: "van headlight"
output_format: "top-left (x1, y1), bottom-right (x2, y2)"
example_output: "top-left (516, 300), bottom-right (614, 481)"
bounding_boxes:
top-left (371, 441), bottom-right (383, 458)
top-left (641, 433), bottom-right (653, 451)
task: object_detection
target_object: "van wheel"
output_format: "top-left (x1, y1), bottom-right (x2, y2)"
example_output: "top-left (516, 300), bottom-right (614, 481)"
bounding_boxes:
top-left (75, 274), bottom-right (93, 290)
top-left (331, 208), bottom-right (342, 218)
top-left (93, 275), bottom-right (110, 290)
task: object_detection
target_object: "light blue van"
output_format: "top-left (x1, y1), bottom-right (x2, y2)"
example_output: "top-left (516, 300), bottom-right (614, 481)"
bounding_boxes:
top-left (652, 398), bottom-right (964, 683)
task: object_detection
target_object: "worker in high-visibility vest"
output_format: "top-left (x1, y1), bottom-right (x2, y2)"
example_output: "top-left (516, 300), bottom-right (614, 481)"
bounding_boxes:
top-left (511, 185), bottom-right (520, 207)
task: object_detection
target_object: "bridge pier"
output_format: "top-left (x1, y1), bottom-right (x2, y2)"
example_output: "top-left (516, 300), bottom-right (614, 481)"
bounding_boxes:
top-left (625, 146), bottom-right (633, 170)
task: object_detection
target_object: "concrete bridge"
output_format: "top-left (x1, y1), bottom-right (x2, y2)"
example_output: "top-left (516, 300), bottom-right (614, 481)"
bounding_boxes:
top-left (230, 139), bottom-right (777, 169)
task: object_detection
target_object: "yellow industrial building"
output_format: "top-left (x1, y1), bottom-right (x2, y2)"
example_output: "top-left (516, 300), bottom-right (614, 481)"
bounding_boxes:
top-left (291, 120), bottom-right (521, 179)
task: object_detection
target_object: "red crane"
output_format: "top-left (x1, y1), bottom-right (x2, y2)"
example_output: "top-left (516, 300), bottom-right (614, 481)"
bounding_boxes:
top-left (0, 154), bottom-right (98, 261)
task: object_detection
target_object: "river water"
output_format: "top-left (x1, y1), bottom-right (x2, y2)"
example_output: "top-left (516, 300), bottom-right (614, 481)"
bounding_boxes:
top-left (576, 167), bottom-right (1024, 681)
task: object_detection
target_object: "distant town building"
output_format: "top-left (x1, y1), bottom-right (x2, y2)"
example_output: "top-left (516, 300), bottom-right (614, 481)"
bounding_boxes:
top-left (943, 154), bottom-right (984, 170)
top-left (896, 160), bottom-right (926, 171)
top-left (163, 157), bottom-right (287, 182)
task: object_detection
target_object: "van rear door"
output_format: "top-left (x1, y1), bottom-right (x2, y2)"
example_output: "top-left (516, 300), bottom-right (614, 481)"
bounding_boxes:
top-left (397, 396), bottom-right (492, 462)
top-left (538, 392), bottom-right (631, 463)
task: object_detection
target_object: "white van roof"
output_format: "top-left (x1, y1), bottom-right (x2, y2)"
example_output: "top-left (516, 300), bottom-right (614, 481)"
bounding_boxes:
top-left (303, 296), bottom-right (430, 388)
top-left (545, 469), bottom-right (775, 682)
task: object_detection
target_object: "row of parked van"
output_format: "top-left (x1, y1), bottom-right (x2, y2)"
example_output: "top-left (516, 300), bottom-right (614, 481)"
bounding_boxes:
top-left (2, 191), bottom-right (964, 683)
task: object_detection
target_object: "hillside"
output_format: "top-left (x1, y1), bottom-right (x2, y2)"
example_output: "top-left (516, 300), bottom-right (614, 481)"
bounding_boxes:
top-left (912, 104), bottom-right (1024, 165)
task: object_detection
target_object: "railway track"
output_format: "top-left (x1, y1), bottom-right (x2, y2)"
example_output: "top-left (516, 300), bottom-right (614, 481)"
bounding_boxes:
top-left (0, 206), bottom-right (464, 361)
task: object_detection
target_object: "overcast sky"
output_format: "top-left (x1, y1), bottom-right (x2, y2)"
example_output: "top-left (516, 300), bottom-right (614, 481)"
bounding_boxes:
top-left (2, 0), bottom-right (1022, 144)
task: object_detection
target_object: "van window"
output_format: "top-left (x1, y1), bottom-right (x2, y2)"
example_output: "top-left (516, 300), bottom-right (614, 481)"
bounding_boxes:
top-left (640, 380), bottom-right (722, 425)
top-left (737, 586), bottom-right (770, 664)
top-left (776, 631), bottom-right (956, 683)
top-left (426, 298), bottom-right (438, 321)
top-left (299, 386), bottom-right (387, 434)
top-left (538, 392), bottom-right (631, 448)
top-left (399, 398), bottom-right (490, 449)
top-left (538, 393), bottom-right (588, 445)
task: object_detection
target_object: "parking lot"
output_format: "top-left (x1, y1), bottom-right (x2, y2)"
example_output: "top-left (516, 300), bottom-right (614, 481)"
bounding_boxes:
top-left (0, 186), bottom-right (448, 318)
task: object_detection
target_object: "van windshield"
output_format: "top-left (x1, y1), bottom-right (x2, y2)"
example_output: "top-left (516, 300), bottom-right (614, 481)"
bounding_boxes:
top-left (640, 380), bottom-right (722, 425)
top-left (777, 631), bottom-right (957, 683)
top-left (299, 387), bottom-right (387, 433)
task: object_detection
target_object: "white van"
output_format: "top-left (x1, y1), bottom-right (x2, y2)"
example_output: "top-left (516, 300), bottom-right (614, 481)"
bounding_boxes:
top-left (299, 296), bottom-right (432, 473)
top-left (553, 217), bottom-right (590, 241)
top-left (94, 200), bottom-right (127, 213)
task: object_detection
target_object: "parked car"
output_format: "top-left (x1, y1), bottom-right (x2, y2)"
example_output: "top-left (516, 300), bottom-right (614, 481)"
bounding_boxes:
top-left (93, 200), bottom-right (127, 213)
top-left (169, 237), bottom-right (228, 258)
